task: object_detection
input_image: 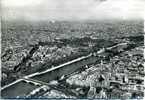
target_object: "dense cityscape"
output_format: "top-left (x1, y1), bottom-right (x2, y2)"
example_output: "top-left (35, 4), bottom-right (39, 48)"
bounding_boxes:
top-left (1, 20), bottom-right (144, 99)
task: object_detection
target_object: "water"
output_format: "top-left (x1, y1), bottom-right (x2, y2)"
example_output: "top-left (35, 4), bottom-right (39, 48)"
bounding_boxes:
top-left (31, 56), bottom-right (98, 83)
top-left (1, 55), bottom-right (98, 98)
top-left (1, 80), bottom-right (40, 98)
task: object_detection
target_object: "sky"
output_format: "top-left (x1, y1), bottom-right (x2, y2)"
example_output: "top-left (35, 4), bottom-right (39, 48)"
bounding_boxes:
top-left (1, 0), bottom-right (145, 21)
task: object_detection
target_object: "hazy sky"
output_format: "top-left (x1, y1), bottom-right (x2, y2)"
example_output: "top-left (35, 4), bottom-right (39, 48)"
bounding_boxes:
top-left (1, 0), bottom-right (145, 21)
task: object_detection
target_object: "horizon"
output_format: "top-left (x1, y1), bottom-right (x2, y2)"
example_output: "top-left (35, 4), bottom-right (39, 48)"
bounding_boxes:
top-left (1, 0), bottom-right (145, 21)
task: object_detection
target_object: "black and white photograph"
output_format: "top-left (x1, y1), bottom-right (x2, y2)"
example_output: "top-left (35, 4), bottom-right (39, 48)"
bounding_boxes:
top-left (1, 0), bottom-right (145, 99)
